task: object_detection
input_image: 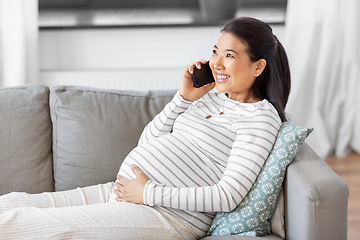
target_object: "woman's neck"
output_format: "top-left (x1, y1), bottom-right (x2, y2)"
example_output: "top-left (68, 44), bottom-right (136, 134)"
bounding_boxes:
top-left (226, 92), bottom-right (261, 103)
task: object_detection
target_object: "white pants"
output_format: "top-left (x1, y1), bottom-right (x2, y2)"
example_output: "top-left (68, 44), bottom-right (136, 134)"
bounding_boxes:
top-left (0, 182), bottom-right (202, 239)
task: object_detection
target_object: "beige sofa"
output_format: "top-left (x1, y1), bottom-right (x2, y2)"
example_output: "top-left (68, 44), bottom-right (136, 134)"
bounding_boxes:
top-left (0, 84), bottom-right (348, 240)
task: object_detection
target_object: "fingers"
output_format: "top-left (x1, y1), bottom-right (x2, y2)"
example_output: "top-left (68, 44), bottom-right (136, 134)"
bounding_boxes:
top-left (113, 165), bottom-right (148, 204)
top-left (113, 188), bottom-right (124, 202)
top-left (131, 164), bottom-right (144, 177)
top-left (203, 81), bottom-right (216, 90)
top-left (196, 59), bottom-right (207, 65)
top-left (113, 188), bottom-right (121, 197)
top-left (115, 164), bottom-right (145, 189)
top-left (115, 176), bottom-right (126, 195)
top-left (115, 180), bottom-right (122, 189)
top-left (187, 59), bottom-right (207, 74)
top-left (117, 174), bottom-right (128, 184)
top-left (130, 164), bottom-right (149, 186)
top-left (114, 181), bottom-right (129, 202)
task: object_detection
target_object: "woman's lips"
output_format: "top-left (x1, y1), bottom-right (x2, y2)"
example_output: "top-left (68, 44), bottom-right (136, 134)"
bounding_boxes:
top-left (215, 73), bottom-right (230, 83)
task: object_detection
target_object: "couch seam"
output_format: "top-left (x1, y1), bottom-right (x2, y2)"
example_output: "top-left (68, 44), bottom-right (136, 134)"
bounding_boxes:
top-left (55, 87), bottom-right (176, 100)
top-left (52, 97), bottom-right (59, 185)
top-left (0, 84), bottom-right (50, 92)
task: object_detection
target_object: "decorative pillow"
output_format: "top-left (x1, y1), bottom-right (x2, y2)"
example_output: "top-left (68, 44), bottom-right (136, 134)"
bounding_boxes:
top-left (207, 122), bottom-right (313, 237)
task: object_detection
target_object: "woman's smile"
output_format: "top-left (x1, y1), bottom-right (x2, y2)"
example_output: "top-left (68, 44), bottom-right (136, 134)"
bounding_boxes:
top-left (215, 73), bottom-right (231, 83)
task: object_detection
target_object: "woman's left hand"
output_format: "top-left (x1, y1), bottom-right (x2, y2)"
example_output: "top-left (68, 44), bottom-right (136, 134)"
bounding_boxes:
top-left (114, 164), bottom-right (149, 204)
top-left (179, 59), bottom-right (215, 102)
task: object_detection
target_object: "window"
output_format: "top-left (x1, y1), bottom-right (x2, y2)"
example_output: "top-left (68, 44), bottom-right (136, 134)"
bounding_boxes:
top-left (39, 0), bottom-right (287, 29)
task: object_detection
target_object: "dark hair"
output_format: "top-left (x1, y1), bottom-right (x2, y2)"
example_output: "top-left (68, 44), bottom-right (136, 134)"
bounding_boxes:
top-left (221, 17), bottom-right (291, 122)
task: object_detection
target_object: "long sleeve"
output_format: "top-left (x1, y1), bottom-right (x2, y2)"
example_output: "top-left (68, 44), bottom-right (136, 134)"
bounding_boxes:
top-left (143, 103), bottom-right (281, 213)
top-left (115, 90), bottom-right (282, 232)
top-left (138, 91), bottom-right (192, 145)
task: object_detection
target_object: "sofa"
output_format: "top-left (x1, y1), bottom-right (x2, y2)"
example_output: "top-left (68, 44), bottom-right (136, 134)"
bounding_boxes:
top-left (0, 84), bottom-right (348, 240)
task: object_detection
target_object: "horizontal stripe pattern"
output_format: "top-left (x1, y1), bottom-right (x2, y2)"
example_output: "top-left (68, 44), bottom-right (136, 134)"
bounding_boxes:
top-left (115, 90), bottom-right (281, 233)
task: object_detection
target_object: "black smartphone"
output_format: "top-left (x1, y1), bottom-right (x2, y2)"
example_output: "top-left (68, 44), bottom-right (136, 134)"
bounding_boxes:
top-left (192, 61), bottom-right (215, 88)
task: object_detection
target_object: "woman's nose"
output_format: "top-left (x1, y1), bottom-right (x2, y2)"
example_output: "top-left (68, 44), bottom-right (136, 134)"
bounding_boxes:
top-left (213, 60), bottom-right (224, 70)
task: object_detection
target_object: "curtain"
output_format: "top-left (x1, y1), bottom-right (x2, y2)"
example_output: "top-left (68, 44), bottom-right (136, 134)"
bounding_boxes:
top-left (284, 0), bottom-right (360, 158)
top-left (0, 0), bottom-right (38, 87)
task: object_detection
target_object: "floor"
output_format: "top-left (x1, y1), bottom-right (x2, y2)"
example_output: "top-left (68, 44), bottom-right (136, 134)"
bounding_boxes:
top-left (326, 152), bottom-right (360, 240)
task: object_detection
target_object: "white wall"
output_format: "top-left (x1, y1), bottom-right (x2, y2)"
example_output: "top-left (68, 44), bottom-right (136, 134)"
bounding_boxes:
top-left (39, 25), bottom-right (284, 90)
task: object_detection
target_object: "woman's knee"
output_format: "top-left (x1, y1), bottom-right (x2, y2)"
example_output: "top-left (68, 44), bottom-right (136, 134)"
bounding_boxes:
top-left (0, 192), bottom-right (29, 213)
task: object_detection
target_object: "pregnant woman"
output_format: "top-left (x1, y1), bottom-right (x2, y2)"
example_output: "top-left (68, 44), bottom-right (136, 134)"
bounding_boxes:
top-left (0, 17), bottom-right (290, 239)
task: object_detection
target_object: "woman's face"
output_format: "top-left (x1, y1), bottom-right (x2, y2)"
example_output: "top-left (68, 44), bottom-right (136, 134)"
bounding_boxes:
top-left (209, 32), bottom-right (262, 102)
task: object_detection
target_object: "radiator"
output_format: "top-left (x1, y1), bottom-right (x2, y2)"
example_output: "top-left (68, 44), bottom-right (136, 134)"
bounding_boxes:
top-left (40, 68), bottom-right (183, 91)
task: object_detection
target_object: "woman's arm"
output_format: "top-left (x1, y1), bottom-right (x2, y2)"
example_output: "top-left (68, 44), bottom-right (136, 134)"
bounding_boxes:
top-left (137, 92), bottom-right (192, 144)
top-left (138, 59), bottom-right (215, 145)
top-left (115, 60), bottom-right (216, 200)
top-left (143, 114), bottom-right (280, 212)
top-left (117, 111), bottom-right (281, 212)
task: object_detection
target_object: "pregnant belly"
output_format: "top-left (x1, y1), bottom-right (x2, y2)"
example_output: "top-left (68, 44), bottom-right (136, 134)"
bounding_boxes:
top-left (108, 133), bottom-right (223, 203)
top-left (118, 133), bottom-right (222, 188)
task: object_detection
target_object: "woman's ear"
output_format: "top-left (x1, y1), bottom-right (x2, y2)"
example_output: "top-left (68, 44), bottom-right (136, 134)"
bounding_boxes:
top-left (254, 59), bottom-right (266, 77)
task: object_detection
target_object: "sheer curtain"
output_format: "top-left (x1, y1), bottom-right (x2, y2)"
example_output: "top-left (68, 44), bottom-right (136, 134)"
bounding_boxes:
top-left (284, 0), bottom-right (360, 158)
top-left (0, 0), bottom-right (38, 87)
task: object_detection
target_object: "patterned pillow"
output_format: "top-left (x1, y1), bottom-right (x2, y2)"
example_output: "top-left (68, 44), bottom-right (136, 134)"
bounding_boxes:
top-left (207, 122), bottom-right (313, 237)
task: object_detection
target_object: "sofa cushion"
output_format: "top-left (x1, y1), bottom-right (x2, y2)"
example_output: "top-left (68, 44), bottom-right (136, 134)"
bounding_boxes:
top-left (50, 85), bottom-right (176, 191)
top-left (0, 84), bottom-right (53, 195)
top-left (207, 122), bottom-right (313, 237)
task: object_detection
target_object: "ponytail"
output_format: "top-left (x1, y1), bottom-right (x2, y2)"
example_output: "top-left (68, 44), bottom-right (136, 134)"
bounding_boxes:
top-left (273, 40), bottom-right (291, 120)
top-left (221, 17), bottom-right (291, 122)
top-left (260, 38), bottom-right (291, 122)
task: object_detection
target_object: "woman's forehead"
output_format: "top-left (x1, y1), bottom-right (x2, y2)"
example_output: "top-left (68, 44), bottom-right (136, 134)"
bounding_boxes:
top-left (215, 32), bottom-right (247, 53)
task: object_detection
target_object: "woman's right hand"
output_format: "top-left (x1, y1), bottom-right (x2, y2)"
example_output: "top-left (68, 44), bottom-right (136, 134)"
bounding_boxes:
top-left (179, 59), bottom-right (215, 102)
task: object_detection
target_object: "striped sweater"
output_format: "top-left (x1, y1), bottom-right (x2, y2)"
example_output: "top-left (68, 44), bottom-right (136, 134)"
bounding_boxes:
top-left (113, 89), bottom-right (281, 234)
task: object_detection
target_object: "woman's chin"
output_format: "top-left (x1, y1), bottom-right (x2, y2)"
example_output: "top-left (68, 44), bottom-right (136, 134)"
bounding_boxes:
top-left (215, 84), bottom-right (229, 94)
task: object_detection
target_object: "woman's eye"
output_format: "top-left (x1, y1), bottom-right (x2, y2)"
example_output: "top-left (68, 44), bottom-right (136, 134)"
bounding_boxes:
top-left (226, 53), bottom-right (235, 58)
top-left (212, 49), bottom-right (217, 55)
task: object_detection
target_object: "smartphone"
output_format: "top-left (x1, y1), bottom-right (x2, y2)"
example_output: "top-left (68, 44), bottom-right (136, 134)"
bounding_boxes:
top-left (192, 61), bottom-right (215, 88)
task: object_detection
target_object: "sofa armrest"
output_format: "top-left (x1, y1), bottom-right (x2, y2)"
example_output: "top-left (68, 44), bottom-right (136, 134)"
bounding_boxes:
top-left (284, 142), bottom-right (349, 240)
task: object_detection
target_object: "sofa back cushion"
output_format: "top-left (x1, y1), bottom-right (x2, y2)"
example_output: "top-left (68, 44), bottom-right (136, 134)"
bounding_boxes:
top-left (0, 84), bottom-right (54, 195)
top-left (50, 85), bottom-right (176, 191)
